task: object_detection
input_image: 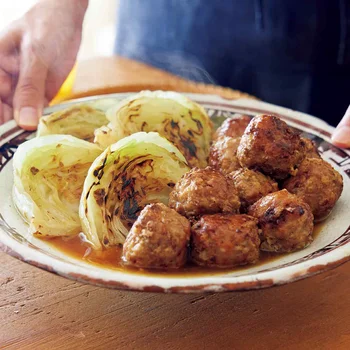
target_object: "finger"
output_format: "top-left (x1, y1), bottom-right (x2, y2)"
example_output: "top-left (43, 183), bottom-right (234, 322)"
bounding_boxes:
top-left (0, 23), bottom-right (21, 74)
top-left (0, 53), bottom-right (20, 75)
top-left (0, 68), bottom-right (12, 99)
top-left (0, 54), bottom-right (20, 76)
top-left (2, 102), bottom-right (13, 123)
top-left (0, 99), bottom-right (12, 125)
top-left (2, 72), bottom-right (18, 106)
top-left (331, 105), bottom-right (350, 148)
top-left (2, 79), bottom-right (17, 107)
top-left (13, 40), bottom-right (48, 131)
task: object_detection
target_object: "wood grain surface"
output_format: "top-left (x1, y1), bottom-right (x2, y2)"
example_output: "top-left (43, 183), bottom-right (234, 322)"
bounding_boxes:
top-left (1, 252), bottom-right (350, 349)
top-left (1, 56), bottom-right (349, 349)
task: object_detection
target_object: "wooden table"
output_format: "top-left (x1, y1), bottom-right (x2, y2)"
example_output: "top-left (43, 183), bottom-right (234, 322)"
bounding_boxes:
top-left (1, 56), bottom-right (350, 350)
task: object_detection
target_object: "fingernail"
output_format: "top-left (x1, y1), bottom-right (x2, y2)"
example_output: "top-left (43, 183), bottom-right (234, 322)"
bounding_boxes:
top-left (18, 107), bottom-right (39, 129)
top-left (332, 126), bottom-right (350, 148)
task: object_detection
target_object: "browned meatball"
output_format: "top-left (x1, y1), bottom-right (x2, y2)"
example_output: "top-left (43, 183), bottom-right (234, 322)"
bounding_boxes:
top-left (231, 168), bottom-right (279, 211)
top-left (122, 203), bottom-right (190, 269)
top-left (283, 158), bottom-right (343, 221)
top-left (237, 114), bottom-right (305, 179)
top-left (169, 167), bottom-right (240, 219)
top-left (209, 136), bottom-right (241, 174)
top-left (248, 189), bottom-right (314, 253)
top-left (300, 137), bottom-right (321, 159)
top-left (191, 214), bottom-right (260, 267)
top-left (213, 115), bottom-right (251, 140)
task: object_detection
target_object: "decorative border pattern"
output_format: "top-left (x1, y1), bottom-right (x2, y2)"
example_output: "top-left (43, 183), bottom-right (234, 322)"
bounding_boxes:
top-left (0, 99), bottom-right (349, 289)
top-left (0, 128), bottom-right (32, 171)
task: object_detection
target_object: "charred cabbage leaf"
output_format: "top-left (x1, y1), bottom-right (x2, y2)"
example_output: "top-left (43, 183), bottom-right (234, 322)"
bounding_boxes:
top-left (94, 90), bottom-right (213, 168)
top-left (13, 135), bottom-right (102, 236)
top-left (37, 104), bottom-right (108, 141)
top-left (80, 131), bottom-right (190, 250)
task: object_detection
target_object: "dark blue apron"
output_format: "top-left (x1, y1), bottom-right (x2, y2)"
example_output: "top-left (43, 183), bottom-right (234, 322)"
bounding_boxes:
top-left (115, 0), bottom-right (350, 125)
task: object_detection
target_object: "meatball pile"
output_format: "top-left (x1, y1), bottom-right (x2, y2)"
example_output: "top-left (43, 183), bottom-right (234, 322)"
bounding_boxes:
top-left (123, 167), bottom-right (260, 269)
top-left (209, 136), bottom-right (241, 174)
top-left (300, 137), bottom-right (321, 159)
top-left (249, 190), bottom-right (314, 252)
top-left (123, 203), bottom-right (191, 269)
top-left (283, 158), bottom-right (343, 221)
top-left (213, 114), bottom-right (251, 141)
top-left (169, 167), bottom-right (260, 268)
top-left (231, 168), bottom-right (278, 211)
top-left (122, 114), bottom-right (343, 270)
top-left (168, 166), bottom-right (240, 219)
top-left (237, 114), bottom-right (305, 179)
top-left (209, 115), bottom-right (251, 175)
top-left (191, 214), bottom-right (260, 267)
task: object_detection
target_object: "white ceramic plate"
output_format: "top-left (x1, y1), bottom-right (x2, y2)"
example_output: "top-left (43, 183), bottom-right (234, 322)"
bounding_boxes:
top-left (1, 93), bottom-right (349, 293)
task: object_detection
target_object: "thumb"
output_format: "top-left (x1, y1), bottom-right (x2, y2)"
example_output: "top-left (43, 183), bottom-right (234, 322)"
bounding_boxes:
top-left (13, 44), bottom-right (48, 130)
top-left (332, 105), bottom-right (350, 148)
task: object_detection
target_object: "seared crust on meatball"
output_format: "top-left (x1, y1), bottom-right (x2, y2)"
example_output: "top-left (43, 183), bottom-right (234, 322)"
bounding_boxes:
top-left (300, 137), bottom-right (321, 159)
top-left (191, 214), bottom-right (260, 267)
top-left (213, 115), bottom-right (251, 141)
top-left (248, 189), bottom-right (314, 253)
top-left (237, 115), bottom-right (305, 179)
top-left (209, 136), bottom-right (241, 174)
top-left (169, 167), bottom-right (240, 219)
top-left (122, 203), bottom-right (190, 269)
top-left (283, 158), bottom-right (343, 221)
top-left (231, 168), bottom-right (279, 211)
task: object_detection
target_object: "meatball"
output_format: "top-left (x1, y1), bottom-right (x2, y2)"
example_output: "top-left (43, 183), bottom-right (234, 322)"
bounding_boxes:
top-left (191, 214), bottom-right (260, 267)
top-left (231, 168), bottom-right (279, 211)
top-left (237, 114), bottom-right (305, 179)
top-left (169, 167), bottom-right (240, 219)
top-left (300, 137), bottom-right (321, 159)
top-left (209, 136), bottom-right (241, 174)
top-left (283, 158), bottom-right (343, 221)
top-left (122, 203), bottom-right (190, 269)
top-left (213, 115), bottom-right (251, 140)
top-left (248, 189), bottom-right (314, 253)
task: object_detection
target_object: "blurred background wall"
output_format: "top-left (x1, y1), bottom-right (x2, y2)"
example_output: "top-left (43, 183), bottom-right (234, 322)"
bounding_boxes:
top-left (0, 0), bottom-right (119, 60)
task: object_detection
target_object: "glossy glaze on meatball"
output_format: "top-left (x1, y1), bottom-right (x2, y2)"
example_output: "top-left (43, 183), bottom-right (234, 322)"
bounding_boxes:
top-left (169, 167), bottom-right (241, 219)
top-left (231, 168), bottom-right (279, 211)
top-left (191, 214), bottom-right (260, 267)
top-left (209, 136), bottom-right (241, 174)
top-left (283, 158), bottom-right (343, 221)
top-left (237, 115), bottom-right (305, 179)
top-left (122, 203), bottom-right (190, 269)
top-left (213, 115), bottom-right (251, 141)
top-left (300, 137), bottom-right (321, 159)
top-left (248, 190), bottom-right (314, 253)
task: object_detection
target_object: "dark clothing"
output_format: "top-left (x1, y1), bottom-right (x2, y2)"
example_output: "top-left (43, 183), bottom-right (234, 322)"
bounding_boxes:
top-left (115, 0), bottom-right (350, 125)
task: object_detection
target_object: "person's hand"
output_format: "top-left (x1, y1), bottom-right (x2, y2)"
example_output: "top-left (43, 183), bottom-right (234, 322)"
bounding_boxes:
top-left (0, 0), bottom-right (88, 129)
top-left (332, 106), bottom-right (350, 148)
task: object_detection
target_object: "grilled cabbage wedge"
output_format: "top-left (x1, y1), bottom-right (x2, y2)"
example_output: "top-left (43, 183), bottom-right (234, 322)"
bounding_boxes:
top-left (80, 132), bottom-right (190, 250)
top-left (13, 135), bottom-right (102, 237)
top-left (94, 91), bottom-right (213, 168)
top-left (37, 104), bottom-right (108, 142)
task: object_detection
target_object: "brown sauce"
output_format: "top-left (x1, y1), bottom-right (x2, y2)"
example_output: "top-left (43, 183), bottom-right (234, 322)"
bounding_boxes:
top-left (43, 222), bottom-right (324, 277)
